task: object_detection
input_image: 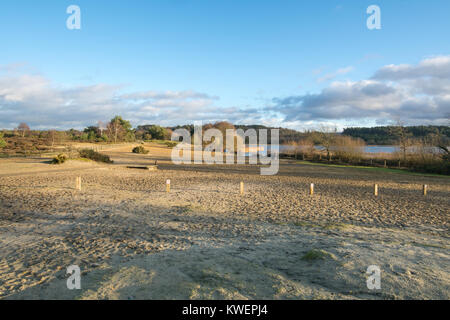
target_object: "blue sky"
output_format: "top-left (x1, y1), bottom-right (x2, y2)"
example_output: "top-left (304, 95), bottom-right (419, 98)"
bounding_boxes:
top-left (0, 0), bottom-right (449, 130)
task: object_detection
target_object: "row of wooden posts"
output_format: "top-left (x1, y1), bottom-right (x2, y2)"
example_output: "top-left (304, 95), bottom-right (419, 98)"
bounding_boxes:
top-left (163, 180), bottom-right (429, 196)
top-left (74, 177), bottom-right (429, 196)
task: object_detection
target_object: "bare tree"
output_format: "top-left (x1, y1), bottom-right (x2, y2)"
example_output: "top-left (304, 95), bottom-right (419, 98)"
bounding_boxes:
top-left (47, 130), bottom-right (56, 147)
top-left (426, 130), bottom-right (449, 161)
top-left (313, 125), bottom-right (337, 161)
top-left (299, 138), bottom-right (316, 157)
top-left (286, 140), bottom-right (299, 158)
top-left (213, 121), bottom-right (235, 151)
top-left (107, 117), bottom-right (125, 143)
top-left (333, 135), bottom-right (365, 162)
top-left (389, 121), bottom-right (413, 161)
top-left (17, 123), bottom-right (30, 137)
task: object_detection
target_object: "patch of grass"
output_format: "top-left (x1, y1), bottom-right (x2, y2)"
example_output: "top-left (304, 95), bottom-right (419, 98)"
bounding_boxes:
top-left (295, 160), bottom-right (449, 178)
top-left (148, 140), bottom-right (179, 148)
top-left (197, 268), bottom-right (230, 286)
top-left (322, 223), bottom-right (352, 231)
top-left (68, 158), bottom-right (94, 163)
top-left (178, 206), bottom-right (193, 213)
top-left (293, 221), bottom-right (351, 231)
top-left (301, 249), bottom-right (336, 261)
top-left (411, 242), bottom-right (448, 250)
top-left (172, 204), bottom-right (201, 213)
top-left (150, 140), bottom-right (173, 145)
top-left (293, 221), bottom-right (319, 228)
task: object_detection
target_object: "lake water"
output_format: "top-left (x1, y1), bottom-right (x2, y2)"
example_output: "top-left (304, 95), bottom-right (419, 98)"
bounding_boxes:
top-left (276, 145), bottom-right (444, 154)
top-left (362, 146), bottom-right (399, 153)
top-left (235, 145), bottom-right (445, 156)
top-left (271, 145), bottom-right (399, 154)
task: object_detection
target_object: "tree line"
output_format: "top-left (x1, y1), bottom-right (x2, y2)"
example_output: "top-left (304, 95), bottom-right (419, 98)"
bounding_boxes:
top-left (1, 119), bottom-right (449, 148)
top-left (0, 117), bottom-right (174, 145)
top-left (343, 125), bottom-right (450, 145)
top-left (1, 118), bottom-right (448, 174)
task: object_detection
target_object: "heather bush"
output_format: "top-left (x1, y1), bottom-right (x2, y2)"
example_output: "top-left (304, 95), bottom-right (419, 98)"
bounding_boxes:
top-left (51, 153), bottom-right (68, 164)
top-left (79, 149), bottom-right (113, 163)
top-left (164, 141), bottom-right (178, 148)
top-left (132, 146), bottom-right (149, 154)
top-left (0, 132), bottom-right (6, 149)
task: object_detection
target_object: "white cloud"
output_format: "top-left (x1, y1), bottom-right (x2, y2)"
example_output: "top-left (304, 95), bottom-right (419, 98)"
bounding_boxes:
top-left (273, 56), bottom-right (450, 125)
top-left (0, 71), bottom-right (228, 129)
top-left (317, 66), bottom-right (354, 83)
top-left (373, 55), bottom-right (450, 80)
top-left (1, 57), bottom-right (450, 131)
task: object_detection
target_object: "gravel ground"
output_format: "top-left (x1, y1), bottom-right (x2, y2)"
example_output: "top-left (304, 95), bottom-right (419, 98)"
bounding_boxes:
top-left (0, 150), bottom-right (449, 299)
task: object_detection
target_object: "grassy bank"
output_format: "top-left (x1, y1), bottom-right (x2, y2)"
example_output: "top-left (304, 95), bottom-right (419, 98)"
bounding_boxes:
top-left (294, 160), bottom-right (450, 178)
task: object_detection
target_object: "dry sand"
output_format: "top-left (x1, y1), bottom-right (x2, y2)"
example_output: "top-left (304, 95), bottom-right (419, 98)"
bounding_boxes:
top-left (0, 144), bottom-right (449, 299)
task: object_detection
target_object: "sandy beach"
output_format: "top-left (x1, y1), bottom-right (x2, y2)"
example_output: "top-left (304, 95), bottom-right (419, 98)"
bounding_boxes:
top-left (0, 144), bottom-right (449, 299)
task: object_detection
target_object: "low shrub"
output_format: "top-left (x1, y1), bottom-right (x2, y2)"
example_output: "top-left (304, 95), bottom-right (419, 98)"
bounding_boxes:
top-left (132, 146), bottom-right (149, 154)
top-left (79, 149), bottom-right (113, 163)
top-left (51, 153), bottom-right (68, 164)
top-left (0, 132), bottom-right (6, 149)
top-left (165, 141), bottom-right (178, 148)
top-left (409, 160), bottom-right (450, 175)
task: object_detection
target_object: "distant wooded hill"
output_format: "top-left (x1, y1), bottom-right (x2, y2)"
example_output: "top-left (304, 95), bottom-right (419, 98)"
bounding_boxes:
top-left (234, 125), bottom-right (307, 144)
top-left (343, 126), bottom-right (450, 145)
top-left (169, 124), bottom-right (308, 144)
top-left (3, 119), bottom-right (448, 147)
top-left (170, 124), bottom-right (450, 145)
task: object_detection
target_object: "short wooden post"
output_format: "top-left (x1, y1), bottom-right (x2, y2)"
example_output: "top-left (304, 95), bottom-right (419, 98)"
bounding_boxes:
top-left (374, 184), bottom-right (378, 196)
top-left (423, 184), bottom-right (428, 196)
top-left (370, 159), bottom-right (373, 166)
top-left (398, 160), bottom-right (401, 168)
top-left (166, 179), bottom-right (171, 193)
top-left (384, 160), bottom-right (387, 168)
top-left (310, 183), bottom-right (314, 196)
top-left (240, 181), bottom-right (244, 195)
top-left (76, 177), bottom-right (81, 191)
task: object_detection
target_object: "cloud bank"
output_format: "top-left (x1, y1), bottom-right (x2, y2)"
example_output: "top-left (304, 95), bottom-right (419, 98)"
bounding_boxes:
top-left (272, 56), bottom-right (450, 126)
top-left (1, 56), bottom-right (449, 130)
top-left (0, 71), bottom-right (246, 129)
